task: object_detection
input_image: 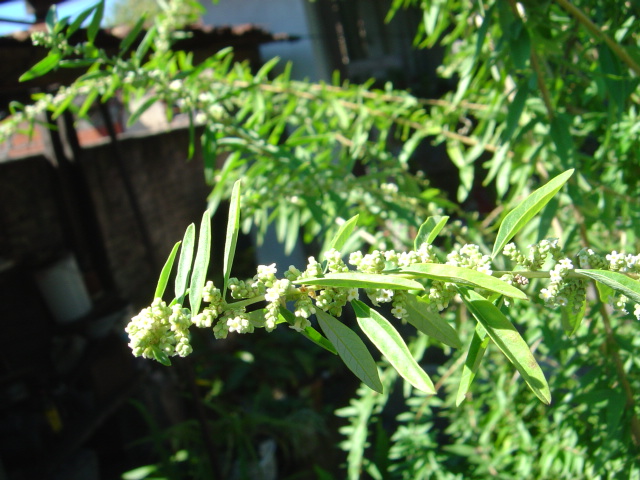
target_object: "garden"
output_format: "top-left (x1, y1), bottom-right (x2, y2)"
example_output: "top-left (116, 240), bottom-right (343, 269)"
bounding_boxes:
top-left (2, 0), bottom-right (640, 478)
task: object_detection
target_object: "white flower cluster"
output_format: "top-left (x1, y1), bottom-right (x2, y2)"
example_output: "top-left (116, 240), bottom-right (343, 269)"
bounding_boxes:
top-left (539, 258), bottom-right (575, 307)
top-left (428, 244), bottom-right (493, 311)
top-left (349, 250), bottom-right (386, 273)
top-left (503, 239), bottom-right (562, 270)
top-left (605, 251), bottom-right (640, 273)
top-left (577, 248), bottom-right (608, 269)
top-left (126, 298), bottom-right (192, 360)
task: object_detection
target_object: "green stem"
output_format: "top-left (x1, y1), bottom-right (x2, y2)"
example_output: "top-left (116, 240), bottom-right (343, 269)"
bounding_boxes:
top-left (224, 295), bottom-right (266, 311)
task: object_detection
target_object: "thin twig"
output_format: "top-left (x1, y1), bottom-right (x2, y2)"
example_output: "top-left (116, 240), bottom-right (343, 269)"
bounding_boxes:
top-left (555, 0), bottom-right (640, 76)
top-left (530, 50), bottom-right (555, 121)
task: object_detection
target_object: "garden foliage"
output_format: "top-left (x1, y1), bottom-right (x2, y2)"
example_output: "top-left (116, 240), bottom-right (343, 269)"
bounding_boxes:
top-left (4, 0), bottom-right (640, 477)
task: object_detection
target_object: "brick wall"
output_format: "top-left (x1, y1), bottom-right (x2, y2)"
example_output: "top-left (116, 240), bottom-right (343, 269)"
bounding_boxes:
top-left (0, 126), bottom-right (211, 304)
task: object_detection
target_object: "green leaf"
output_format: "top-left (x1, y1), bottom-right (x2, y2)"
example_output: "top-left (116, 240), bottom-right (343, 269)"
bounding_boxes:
top-left (119, 16), bottom-right (146, 54)
top-left (45, 5), bottom-right (58, 32)
top-left (51, 92), bottom-right (76, 119)
top-left (509, 20), bottom-right (530, 70)
top-left (330, 215), bottom-right (359, 252)
top-left (223, 180), bottom-right (241, 297)
top-left (395, 264), bottom-right (527, 299)
top-left (456, 324), bottom-right (490, 406)
top-left (154, 241), bottom-right (181, 300)
top-left (352, 300), bottom-right (435, 394)
top-left (561, 294), bottom-right (587, 335)
top-left (316, 309), bottom-right (383, 393)
top-left (151, 346), bottom-right (171, 366)
top-left (595, 281), bottom-right (614, 304)
top-left (576, 269), bottom-right (640, 304)
top-left (19, 52), bottom-right (62, 82)
top-left (127, 95), bottom-right (159, 127)
top-left (188, 210), bottom-right (211, 315)
top-left (254, 56), bottom-right (280, 81)
top-left (174, 223), bottom-right (196, 301)
top-left (403, 295), bottom-right (462, 348)
top-left (67, 2), bottom-right (97, 36)
top-left (491, 169), bottom-right (574, 258)
top-left (187, 112), bottom-right (195, 160)
top-left (78, 89), bottom-right (99, 117)
top-left (550, 114), bottom-right (574, 165)
top-left (503, 81), bottom-right (529, 141)
top-left (414, 216), bottom-right (449, 250)
top-left (460, 289), bottom-right (551, 404)
top-left (279, 307), bottom-right (337, 355)
top-left (87, 0), bottom-right (104, 44)
top-left (297, 272), bottom-right (424, 291)
top-left (135, 25), bottom-right (157, 60)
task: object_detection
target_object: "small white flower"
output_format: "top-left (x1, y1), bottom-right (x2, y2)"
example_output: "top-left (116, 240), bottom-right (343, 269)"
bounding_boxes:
top-left (258, 263), bottom-right (277, 276)
top-left (265, 288), bottom-right (280, 303)
top-left (391, 305), bottom-right (407, 319)
top-left (558, 258), bottom-right (574, 270)
top-left (477, 264), bottom-right (492, 275)
top-left (347, 288), bottom-right (359, 301)
top-left (539, 288), bottom-right (553, 302)
top-left (550, 269), bottom-right (563, 283)
top-left (376, 289), bottom-right (394, 303)
top-left (227, 315), bottom-right (250, 333)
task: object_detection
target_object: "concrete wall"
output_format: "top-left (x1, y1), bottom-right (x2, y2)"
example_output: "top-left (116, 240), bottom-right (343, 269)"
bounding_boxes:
top-left (0, 127), bottom-right (211, 305)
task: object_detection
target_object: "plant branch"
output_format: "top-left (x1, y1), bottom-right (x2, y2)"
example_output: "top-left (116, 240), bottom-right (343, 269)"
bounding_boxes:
top-left (555, 0), bottom-right (640, 76)
top-left (574, 204), bottom-right (640, 449)
top-left (598, 302), bottom-right (640, 448)
top-left (530, 50), bottom-right (555, 120)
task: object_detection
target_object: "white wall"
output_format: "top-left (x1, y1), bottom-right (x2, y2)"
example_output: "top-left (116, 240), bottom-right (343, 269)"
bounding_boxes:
top-left (203, 0), bottom-right (331, 81)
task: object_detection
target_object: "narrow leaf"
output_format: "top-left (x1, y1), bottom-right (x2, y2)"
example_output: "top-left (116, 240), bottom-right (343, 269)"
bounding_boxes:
top-left (187, 112), bottom-right (195, 160)
top-left (279, 307), bottom-right (337, 355)
top-left (561, 294), bottom-right (587, 335)
top-left (396, 264), bottom-right (527, 299)
top-left (503, 81), bottom-right (529, 141)
top-left (223, 180), bottom-right (241, 297)
top-left (119, 16), bottom-right (146, 54)
top-left (330, 215), bottom-right (359, 252)
top-left (414, 216), bottom-right (449, 250)
top-left (255, 56), bottom-right (280, 81)
top-left (78, 89), bottom-right (99, 117)
top-left (403, 295), bottom-right (462, 348)
top-left (298, 272), bottom-right (424, 291)
top-left (154, 241), bottom-right (181, 300)
top-left (68, 3), bottom-right (97, 36)
top-left (136, 25), bottom-right (157, 60)
top-left (456, 324), bottom-right (490, 406)
top-left (87, 0), bottom-right (104, 44)
top-left (151, 346), bottom-right (171, 366)
top-left (460, 289), bottom-right (551, 404)
top-left (316, 309), bottom-right (383, 393)
top-left (595, 281), bottom-right (614, 304)
top-left (174, 223), bottom-right (196, 301)
top-left (352, 300), bottom-right (435, 394)
top-left (492, 169), bottom-right (574, 258)
top-left (576, 269), bottom-right (640, 304)
top-left (127, 95), bottom-right (158, 127)
top-left (19, 52), bottom-right (62, 82)
top-left (45, 5), bottom-right (58, 32)
top-left (52, 92), bottom-right (76, 119)
top-left (188, 210), bottom-right (212, 315)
